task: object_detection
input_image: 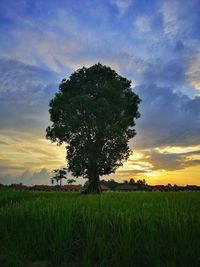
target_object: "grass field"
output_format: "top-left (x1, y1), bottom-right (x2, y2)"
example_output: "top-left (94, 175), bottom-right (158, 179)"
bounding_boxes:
top-left (0, 190), bottom-right (199, 267)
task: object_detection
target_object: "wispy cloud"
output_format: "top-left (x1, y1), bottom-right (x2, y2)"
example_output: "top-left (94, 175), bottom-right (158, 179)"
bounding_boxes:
top-left (0, 130), bottom-right (66, 177)
top-left (111, 0), bottom-right (132, 16)
top-left (160, 1), bottom-right (182, 36)
top-left (134, 16), bottom-right (151, 32)
top-left (186, 50), bottom-right (200, 92)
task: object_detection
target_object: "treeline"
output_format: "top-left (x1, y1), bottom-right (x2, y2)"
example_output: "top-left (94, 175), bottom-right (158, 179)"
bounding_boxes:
top-left (1, 179), bottom-right (200, 192)
top-left (100, 178), bottom-right (200, 192)
top-left (100, 178), bottom-right (148, 190)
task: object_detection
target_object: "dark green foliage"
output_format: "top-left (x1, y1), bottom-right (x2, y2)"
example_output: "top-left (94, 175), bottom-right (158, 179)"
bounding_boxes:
top-left (0, 191), bottom-right (200, 267)
top-left (100, 178), bottom-right (147, 190)
top-left (67, 178), bottom-right (76, 184)
top-left (100, 179), bottom-right (120, 190)
top-left (46, 63), bottom-right (140, 192)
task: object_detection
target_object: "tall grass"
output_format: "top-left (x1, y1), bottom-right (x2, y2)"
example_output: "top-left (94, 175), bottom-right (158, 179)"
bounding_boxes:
top-left (0, 191), bottom-right (199, 267)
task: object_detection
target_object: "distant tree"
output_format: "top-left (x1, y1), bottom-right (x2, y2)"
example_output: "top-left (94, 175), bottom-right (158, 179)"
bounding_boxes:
top-left (129, 178), bottom-right (135, 185)
top-left (51, 168), bottom-right (67, 187)
top-left (136, 179), bottom-right (147, 190)
top-left (67, 178), bottom-right (76, 184)
top-left (167, 183), bottom-right (172, 190)
top-left (46, 63), bottom-right (140, 193)
top-left (144, 179), bottom-right (147, 186)
top-left (173, 184), bottom-right (178, 191)
top-left (100, 179), bottom-right (120, 190)
top-left (137, 179), bottom-right (146, 185)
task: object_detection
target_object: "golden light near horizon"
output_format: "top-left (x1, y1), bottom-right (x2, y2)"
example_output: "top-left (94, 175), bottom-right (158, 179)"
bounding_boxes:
top-left (116, 165), bottom-right (200, 186)
top-left (0, 130), bottom-right (66, 177)
top-left (155, 145), bottom-right (200, 154)
top-left (0, 125), bottom-right (199, 185)
top-left (114, 144), bottom-right (200, 185)
top-left (1, 127), bottom-right (200, 185)
top-left (151, 166), bottom-right (200, 186)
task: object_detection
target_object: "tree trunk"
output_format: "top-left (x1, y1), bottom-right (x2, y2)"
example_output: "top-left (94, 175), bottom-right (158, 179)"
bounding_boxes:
top-left (82, 148), bottom-right (101, 194)
top-left (82, 174), bottom-right (101, 194)
top-left (89, 175), bottom-right (101, 194)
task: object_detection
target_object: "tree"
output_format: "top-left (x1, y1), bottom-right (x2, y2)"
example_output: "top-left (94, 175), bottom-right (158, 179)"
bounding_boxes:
top-left (129, 178), bottom-right (135, 185)
top-left (67, 178), bottom-right (76, 184)
top-left (136, 179), bottom-right (147, 191)
top-left (51, 168), bottom-right (67, 187)
top-left (46, 63), bottom-right (140, 193)
top-left (100, 179), bottom-right (120, 190)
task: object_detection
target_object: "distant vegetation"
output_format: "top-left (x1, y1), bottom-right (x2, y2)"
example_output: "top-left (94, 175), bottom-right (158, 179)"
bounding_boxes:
top-left (1, 177), bottom-right (200, 192)
top-left (0, 191), bottom-right (199, 266)
top-left (100, 178), bottom-right (200, 191)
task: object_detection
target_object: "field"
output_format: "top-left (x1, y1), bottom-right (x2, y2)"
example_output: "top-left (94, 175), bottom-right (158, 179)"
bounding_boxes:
top-left (0, 190), bottom-right (199, 267)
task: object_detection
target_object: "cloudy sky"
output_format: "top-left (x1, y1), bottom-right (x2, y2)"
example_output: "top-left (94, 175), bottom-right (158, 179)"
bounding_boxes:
top-left (0, 0), bottom-right (200, 186)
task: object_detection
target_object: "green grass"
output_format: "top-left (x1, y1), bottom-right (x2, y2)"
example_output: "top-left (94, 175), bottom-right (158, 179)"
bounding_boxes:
top-left (0, 190), bottom-right (199, 267)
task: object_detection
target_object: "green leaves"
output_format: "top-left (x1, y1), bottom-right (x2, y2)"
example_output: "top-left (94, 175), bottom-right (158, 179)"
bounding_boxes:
top-left (46, 63), bottom-right (140, 181)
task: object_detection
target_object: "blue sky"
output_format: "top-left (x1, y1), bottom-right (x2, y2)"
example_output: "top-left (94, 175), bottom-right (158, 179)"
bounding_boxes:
top-left (0, 0), bottom-right (200, 185)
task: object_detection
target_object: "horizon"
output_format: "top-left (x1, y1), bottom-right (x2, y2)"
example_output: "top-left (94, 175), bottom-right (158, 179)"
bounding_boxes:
top-left (0, 0), bottom-right (200, 186)
top-left (1, 177), bottom-right (200, 187)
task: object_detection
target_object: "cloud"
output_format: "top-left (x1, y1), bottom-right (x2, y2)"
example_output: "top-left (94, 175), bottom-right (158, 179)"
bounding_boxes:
top-left (145, 150), bottom-right (200, 171)
top-left (122, 145), bottom-right (200, 176)
top-left (141, 58), bottom-right (185, 86)
top-left (0, 130), bottom-right (66, 177)
top-left (116, 169), bottom-right (149, 176)
top-left (134, 16), bottom-right (151, 32)
top-left (157, 145), bottom-right (200, 155)
top-left (159, 0), bottom-right (200, 40)
top-left (0, 140), bottom-right (8, 145)
top-left (0, 3), bottom-right (104, 72)
top-left (160, 1), bottom-right (182, 36)
top-left (186, 51), bottom-right (200, 92)
top-left (0, 168), bottom-right (52, 185)
top-left (0, 159), bottom-right (24, 172)
top-left (132, 84), bottom-right (200, 149)
top-left (0, 1), bottom-right (135, 74)
top-left (21, 168), bottom-right (51, 185)
top-left (0, 58), bottom-right (56, 96)
top-left (127, 54), bottom-right (196, 90)
top-left (0, 167), bottom-right (84, 186)
top-left (111, 0), bottom-right (132, 16)
top-left (0, 58), bottom-right (58, 131)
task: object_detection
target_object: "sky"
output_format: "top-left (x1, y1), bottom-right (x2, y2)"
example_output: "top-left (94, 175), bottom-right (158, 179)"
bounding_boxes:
top-left (0, 0), bottom-right (200, 186)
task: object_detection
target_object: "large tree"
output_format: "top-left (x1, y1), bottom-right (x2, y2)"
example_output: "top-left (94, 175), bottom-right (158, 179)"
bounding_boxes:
top-left (46, 63), bottom-right (140, 193)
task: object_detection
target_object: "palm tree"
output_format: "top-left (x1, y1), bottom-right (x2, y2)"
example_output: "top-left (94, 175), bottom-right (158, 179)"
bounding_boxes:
top-left (51, 168), bottom-right (67, 187)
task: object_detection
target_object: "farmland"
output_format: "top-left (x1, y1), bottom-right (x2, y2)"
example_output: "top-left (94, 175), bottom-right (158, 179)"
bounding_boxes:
top-left (0, 190), bottom-right (199, 267)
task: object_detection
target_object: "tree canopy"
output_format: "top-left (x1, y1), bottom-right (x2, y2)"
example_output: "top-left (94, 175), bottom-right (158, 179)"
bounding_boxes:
top-left (46, 63), bottom-right (140, 193)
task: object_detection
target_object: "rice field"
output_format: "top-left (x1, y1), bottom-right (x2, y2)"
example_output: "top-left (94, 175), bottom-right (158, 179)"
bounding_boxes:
top-left (0, 190), bottom-right (199, 267)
